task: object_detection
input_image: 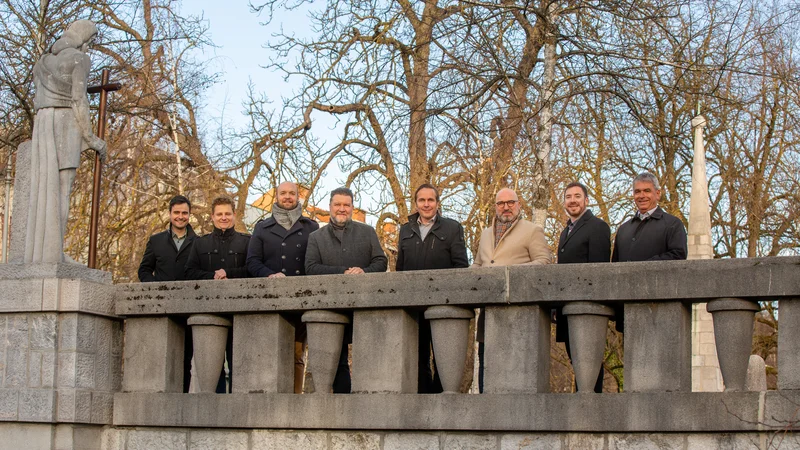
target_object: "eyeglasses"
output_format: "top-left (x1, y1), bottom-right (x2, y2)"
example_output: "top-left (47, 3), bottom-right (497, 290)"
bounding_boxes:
top-left (495, 200), bottom-right (518, 208)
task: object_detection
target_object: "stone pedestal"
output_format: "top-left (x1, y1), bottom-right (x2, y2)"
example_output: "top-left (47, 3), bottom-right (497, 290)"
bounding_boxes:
top-left (624, 302), bottom-right (691, 392)
top-left (563, 302), bottom-right (614, 393)
top-left (745, 355), bottom-right (767, 391)
top-left (187, 314), bottom-right (231, 393)
top-left (483, 305), bottom-right (550, 394)
top-left (707, 298), bottom-right (759, 391)
top-left (425, 306), bottom-right (473, 393)
top-left (778, 298), bottom-right (800, 390)
top-left (123, 317), bottom-right (184, 393)
top-left (352, 309), bottom-right (418, 393)
top-left (302, 310), bottom-right (349, 394)
top-left (232, 314), bottom-right (295, 393)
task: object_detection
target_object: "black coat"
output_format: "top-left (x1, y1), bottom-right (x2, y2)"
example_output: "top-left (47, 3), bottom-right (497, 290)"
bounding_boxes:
top-left (555, 210), bottom-right (611, 342)
top-left (396, 213), bottom-right (469, 271)
top-left (184, 227), bottom-right (251, 280)
top-left (138, 225), bottom-right (197, 282)
top-left (246, 216), bottom-right (319, 277)
top-left (611, 206), bottom-right (687, 262)
top-left (557, 210), bottom-right (611, 264)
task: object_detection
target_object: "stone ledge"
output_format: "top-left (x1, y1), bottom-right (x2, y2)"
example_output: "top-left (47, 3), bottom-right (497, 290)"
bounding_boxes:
top-left (0, 263), bottom-right (111, 284)
top-left (115, 257), bottom-right (800, 316)
top-left (112, 391), bottom-right (800, 432)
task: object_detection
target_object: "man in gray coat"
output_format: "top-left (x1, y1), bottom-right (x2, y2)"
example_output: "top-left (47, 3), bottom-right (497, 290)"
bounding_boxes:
top-left (305, 187), bottom-right (388, 392)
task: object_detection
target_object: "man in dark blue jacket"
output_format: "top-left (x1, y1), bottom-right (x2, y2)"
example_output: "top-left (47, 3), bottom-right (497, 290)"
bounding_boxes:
top-left (396, 184), bottom-right (468, 393)
top-left (138, 195), bottom-right (196, 282)
top-left (247, 181), bottom-right (319, 392)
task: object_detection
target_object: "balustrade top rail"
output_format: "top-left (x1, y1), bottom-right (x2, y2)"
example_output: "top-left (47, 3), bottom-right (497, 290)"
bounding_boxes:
top-left (115, 257), bottom-right (800, 316)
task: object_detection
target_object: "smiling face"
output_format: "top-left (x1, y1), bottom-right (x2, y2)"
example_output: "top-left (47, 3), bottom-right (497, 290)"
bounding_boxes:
top-left (169, 202), bottom-right (190, 232)
top-left (329, 194), bottom-right (354, 226)
top-left (495, 188), bottom-right (520, 223)
top-left (564, 186), bottom-right (588, 220)
top-left (633, 180), bottom-right (661, 214)
top-left (276, 181), bottom-right (299, 210)
top-left (415, 188), bottom-right (438, 223)
top-left (211, 203), bottom-right (235, 230)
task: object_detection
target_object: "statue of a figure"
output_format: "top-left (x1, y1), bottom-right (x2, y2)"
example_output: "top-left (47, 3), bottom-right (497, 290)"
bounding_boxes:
top-left (25, 20), bottom-right (106, 263)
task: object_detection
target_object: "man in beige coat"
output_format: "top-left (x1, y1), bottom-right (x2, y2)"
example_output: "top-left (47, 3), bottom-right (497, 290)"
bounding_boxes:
top-left (472, 188), bottom-right (551, 391)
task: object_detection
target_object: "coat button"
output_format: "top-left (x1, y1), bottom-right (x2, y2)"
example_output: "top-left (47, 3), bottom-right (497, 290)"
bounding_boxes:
top-left (490, 260), bottom-right (494, 264)
top-left (298, 232), bottom-right (303, 236)
top-left (295, 270), bottom-right (300, 274)
top-left (560, 249), bottom-right (564, 252)
top-left (281, 268), bottom-right (286, 273)
top-left (297, 244), bottom-right (302, 248)
top-left (632, 238), bottom-right (636, 241)
top-left (221, 258), bottom-right (225, 262)
top-left (296, 257), bottom-right (301, 261)
top-left (282, 242), bottom-right (286, 246)
top-left (281, 255), bottom-right (286, 259)
top-left (343, 248), bottom-right (347, 252)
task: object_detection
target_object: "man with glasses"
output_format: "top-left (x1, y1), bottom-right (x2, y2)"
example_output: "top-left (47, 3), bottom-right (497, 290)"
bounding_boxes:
top-left (472, 188), bottom-right (551, 391)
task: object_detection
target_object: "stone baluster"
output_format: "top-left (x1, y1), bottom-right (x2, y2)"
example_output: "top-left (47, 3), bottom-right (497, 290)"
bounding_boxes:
top-left (232, 314), bottom-right (295, 393)
top-left (624, 302), bottom-right (691, 392)
top-left (778, 297), bottom-right (800, 390)
top-left (484, 305), bottom-right (551, 393)
top-left (187, 314), bottom-right (231, 393)
top-left (122, 317), bottom-right (184, 392)
top-left (706, 298), bottom-right (759, 391)
top-left (425, 306), bottom-right (474, 393)
top-left (352, 309), bottom-right (418, 393)
top-left (302, 310), bottom-right (350, 394)
top-left (563, 302), bottom-right (614, 393)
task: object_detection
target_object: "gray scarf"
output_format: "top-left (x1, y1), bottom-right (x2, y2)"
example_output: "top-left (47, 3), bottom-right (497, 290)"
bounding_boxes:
top-left (272, 202), bottom-right (302, 230)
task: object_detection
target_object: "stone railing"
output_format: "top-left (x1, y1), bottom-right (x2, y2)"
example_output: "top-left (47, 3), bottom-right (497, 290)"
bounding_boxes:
top-left (110, 257), bottom-right (800, 434)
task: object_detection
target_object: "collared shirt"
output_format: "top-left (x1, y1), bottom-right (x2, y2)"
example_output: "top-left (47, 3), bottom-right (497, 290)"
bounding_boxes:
top-left (172, 229), bottom-right (187, 251)
top-left (417, 214), bottom-right (436, 241)
top-left (494, 217), bottom-right (518, 247)
top-left (636, 205), bottom-right (659, 220)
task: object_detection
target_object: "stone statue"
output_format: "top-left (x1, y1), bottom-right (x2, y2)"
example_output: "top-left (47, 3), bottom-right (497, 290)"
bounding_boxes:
top-left (25, 20), bottom-right (106, 263)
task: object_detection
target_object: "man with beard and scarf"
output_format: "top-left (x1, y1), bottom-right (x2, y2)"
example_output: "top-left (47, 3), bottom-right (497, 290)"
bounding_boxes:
top-left (472, 188), bottom-right (551, 392)
top-left (246, 181), bottom-right (319, 392)
top-left (305, 187), bottom-right (388, 393)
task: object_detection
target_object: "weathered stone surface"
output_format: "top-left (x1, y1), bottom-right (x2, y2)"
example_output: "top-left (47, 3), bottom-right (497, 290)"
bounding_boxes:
top-left (352, 308), bottom-right (418, 394)
top-left (563, 303), bottom-right (612, 393)
top-left (777, 298), bottom-right (800, 390)
top-left (5, 348), bottom-right (28, 387)
top-left (189, 314), bottom-right (230, 393)
top-left (426, 306), bottom-right (473, 393)
top-left (90, 391), bottom-right (113, 424)
top-left (41, 351), bottom-right (56, 388)
top-left (122, 317), bottom-right (184, 393)
top-left (18, 388), bottom-right (55, 421)
top-left (53, 424), bottom-right (104, 450)
top-left (0, 279), bottom-right (42, 311)
top-left (30, 313), bottom-right (57, 349)
top-left (42, 278), bottom-right (59, 310)
top-left (127, 429), bottom-right (187, 450)
top-left (29, 351), bottom-right (43, 387)
top-left (384, 432), bottom-right (440, 450)
top-left (608, 433), bottom-right (684, 449)
top-left (707, 298), bottom-right (758, 391)
top-left (624, 302), bottom-right (691, 392)
top-left (303, 311), bottom-right (348, 394)
top-left (501, 433), bottom-right (562, 450)
top-left (232, 314), bottom-right (294, 394)
top-left (57, 352), bottom-right (77, 388)
top-left (565, 433), bottom-right (604, 450)
top-left (0, 422), bottom-right (53, 450)
top-left (0, 263), bottom-right (111, 284)
top-left (189, 430), bottom-right (249, 450)
top-left (102, 427), bottom-right (127, 450)
top-left (76, 352), bottom-right (96, 388)
top-left (685, 433), bottom-right (762, 449)
top-left (744, 355), bottom-right (767, 391)
top-left (330, 431), bottom-right (381, 450)
top-left (484, 305), bottom-right (550, 394)
top-left (8, 141), bottom-right (31, 264)
top-left (251, 430), bottom-right (327, 450)
top-left (443, 433), bottom-right (496, 450)
top-left (0, 389), bottom-right (19, 419)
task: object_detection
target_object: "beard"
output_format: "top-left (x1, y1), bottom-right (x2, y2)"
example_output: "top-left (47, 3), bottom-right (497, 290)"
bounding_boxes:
top-left (496, 212), bottom-right (518, 223)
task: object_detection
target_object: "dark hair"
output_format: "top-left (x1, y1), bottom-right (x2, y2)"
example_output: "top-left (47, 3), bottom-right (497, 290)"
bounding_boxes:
top-left (211, 196), bottom-right (235, 214)
top-left (564, 182), bottom-right (588, 198)
top-left (169, 195), bottom-right (191, 212)
top-left (414, 183), bottom-right (440, 202)
top-left (329, 187), bottom-right (354, 203)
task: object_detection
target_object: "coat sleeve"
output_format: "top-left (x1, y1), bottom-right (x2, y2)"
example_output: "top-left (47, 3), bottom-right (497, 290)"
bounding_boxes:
top-left (649, 219), bottom-right (688, 261)
top-left (137, 237), bottom-right (157, 282)
top-left (395, 230), bottom-right (405, 272)
top-left (587, 221), bottom-right (612, 263)
top-left (611, 228), bottom-right (621, 263)
top-left (305, 231), bottom-right (347, 275)
top-left (524, 225), bottom-right (552, 265)
top-left (246, 231), bottom-right (273, 277)
top-left (471, 230), bottom-right (485, 268)
top-left (184, 240), bottom-right (214, 280)
top-left (363, 228), bottom-right (388, 273)
top-left (450, 223), bottom-right (470, 268)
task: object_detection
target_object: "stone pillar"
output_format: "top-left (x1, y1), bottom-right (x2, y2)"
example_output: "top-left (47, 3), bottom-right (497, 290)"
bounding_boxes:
top-left (483, 305), bottom-right (550, 394)
top-left (352, 309), bottom-right (418, 393)
top-left (624, 302), bottom-right (691, 392)
top-left (425, 306), bottom-right (473, 393)
top-left (187, 314), bottom-right (231, 393)
top-left (232, 314), bottom-right (295, 393)
top-left (123, 317), bottom-right (184, 393)
top-left (8, 141), bottom-right (30, 264)
top-left (563, 302), bottom-right (614, 393)
top-left (707, 298), bottom-right (759, 391)
top-left (302, 310), bottom-right (349, 394)
top-left (777, 298), bottom-right (800, 390)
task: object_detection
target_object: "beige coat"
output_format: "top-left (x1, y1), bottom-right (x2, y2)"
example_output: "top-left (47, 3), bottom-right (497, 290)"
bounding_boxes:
top-left (472, 218), bottom-right (551, 267)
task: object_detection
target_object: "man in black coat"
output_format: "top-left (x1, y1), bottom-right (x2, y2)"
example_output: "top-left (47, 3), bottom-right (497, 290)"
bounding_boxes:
top-left (396, 184), bottom-right (469, 393)
top-left (138, 195), bottom-right (197, 282)
top-left (246, 181), bottom-right (319, 393)
top-left (555, 182), bottom-right (611, 393)
top-left (184, 196), bottom-right (251, 393)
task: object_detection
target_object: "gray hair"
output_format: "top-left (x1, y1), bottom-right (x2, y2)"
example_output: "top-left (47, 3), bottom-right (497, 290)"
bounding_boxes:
top-left (633, 172), bottom-right (661, 190)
